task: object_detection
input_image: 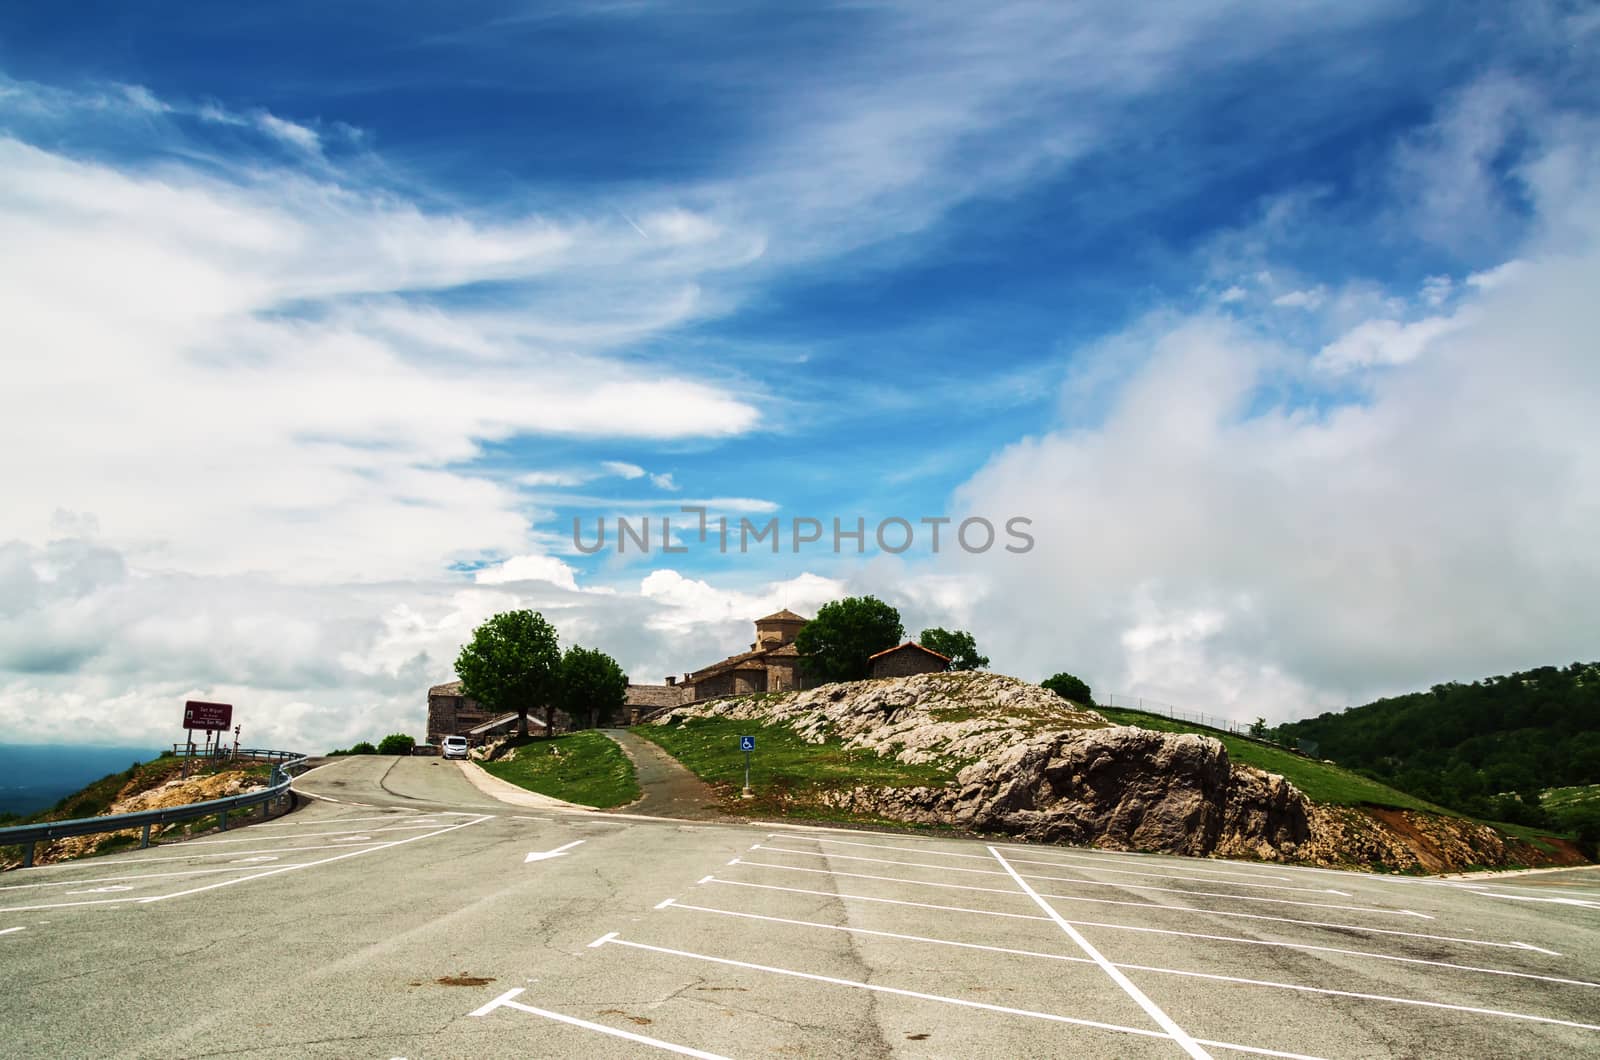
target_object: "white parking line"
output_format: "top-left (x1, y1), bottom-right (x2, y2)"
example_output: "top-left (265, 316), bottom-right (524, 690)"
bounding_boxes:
top-left (8, 840), bottom-right (399, 867)
top-left (989, 845), bottom-right (1212, 1059)
top-left (703, 878), bottom-right (1600, 990)
top-left (591, 934), bottom-right (1325, 1060)
top-left (785, 835), bottom-right (1358, 895)
top-left (1474, 892), bottom-right (1600, 910)
top-left (661, 901), bottom-right (1600, 1033)
top-left (253, 812), bottom-right (463, 827)
top-left (992, 844), bottom-right (1299, 883)
top-left (182, 823), bottom-right (445, 845)
top-left (726, 859), bottom-right (1542, 952)
top-left (140, 815), bottom-right (494, 904)
top-left (0, 926), bottom-right (24, 937)
top-left (733, 857), bottom-right (1432, 921)
top-left (0, 816), bottom-right (492, 913)
top-left (470, 988), bottom-right (730, 1058)
top-left (1000, 855), bottom-right (1343, 895)
top-left (0, 863), bottom-right (321, 893)
top-left (1451, 881), bottom-right (1600, 899)
top-left (757, 844), bottom-right (1351, 898)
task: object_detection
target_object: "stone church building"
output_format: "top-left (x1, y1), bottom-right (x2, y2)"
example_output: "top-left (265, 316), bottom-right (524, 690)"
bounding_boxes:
top-left (430, 608), bottom-right (958, 736)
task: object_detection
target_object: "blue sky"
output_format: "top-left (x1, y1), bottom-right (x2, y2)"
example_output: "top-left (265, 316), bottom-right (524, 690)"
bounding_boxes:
top-left (2, 2), bottom-right (1597, 748)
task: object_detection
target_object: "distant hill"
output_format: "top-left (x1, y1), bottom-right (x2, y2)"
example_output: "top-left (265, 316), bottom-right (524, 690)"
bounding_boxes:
top-left (0, 744), bottom-right (164, 818)
top-left (1278, 662), bottom-right (1600, 828)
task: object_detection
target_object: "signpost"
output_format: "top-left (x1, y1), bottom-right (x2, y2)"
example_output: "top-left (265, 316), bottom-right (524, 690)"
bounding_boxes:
top-left (739, 735), bottom-right (756, 798)
top-left (184, 701), bottom-right (233, 731)
top-left (181, 701), bottom-right (234, 778)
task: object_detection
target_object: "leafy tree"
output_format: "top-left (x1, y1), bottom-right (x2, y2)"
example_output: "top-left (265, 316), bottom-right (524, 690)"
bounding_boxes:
top-left (377, 733), bottom-right (416, 756)
top-left (795, 596), bottom-right (904, 683)
top-left (1042, 672), bottom-right (1093, 706)
top-left (919, 628), bottom-right (988, 671)
top-left (560, 645), bottom-right (629, 729)
top-left (1278, 660), bottom-right (1600, 821)
top-left (455, 609), bottom-right (562, 738)
top-left (1248, 717), bottom-right (1269, 739)
top-left (349, 741), bottom-right (377, 755)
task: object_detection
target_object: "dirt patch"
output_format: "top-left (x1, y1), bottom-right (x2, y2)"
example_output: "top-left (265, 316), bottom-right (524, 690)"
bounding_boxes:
top-left (1365, 807), bottom-right (1451, 873)
top-left (436, 975), bottom-right (495, 987)
top-left (597, 1009), bottom-right (653, 1025)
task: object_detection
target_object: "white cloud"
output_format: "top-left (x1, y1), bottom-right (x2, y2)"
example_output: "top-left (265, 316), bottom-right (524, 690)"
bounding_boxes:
top-left (949, 178), bottom-right (1600, 719)
top-left (1218, 285), bottom-right (1247, 303)
top-left (649, 472), bottom-right (678, 491)
top-left (0, 98), bottom-right (762, 582)
top-left (1420, 275), bottom-right (1453, 307)
top-left (601, 461), bottom-right (647, 480)
top-left (639, 569), bottom-right (844, 635)
top-left (1272, 287), bottom-right (1325, 309)
top-left (472, 554), bottom-right (581, 591)
top-left (1314, 313), bottom-right (1462, 373)
top-left (255, 112), bottom-right (321, 154)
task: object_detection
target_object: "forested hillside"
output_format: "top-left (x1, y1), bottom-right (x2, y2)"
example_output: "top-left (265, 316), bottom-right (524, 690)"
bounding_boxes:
top-left (1279, 662), bottom-right (1600, 831)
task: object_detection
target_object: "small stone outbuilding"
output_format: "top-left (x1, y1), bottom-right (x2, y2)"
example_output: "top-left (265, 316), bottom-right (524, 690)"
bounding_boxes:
top-left (868, 642), bottom-right (951, 679)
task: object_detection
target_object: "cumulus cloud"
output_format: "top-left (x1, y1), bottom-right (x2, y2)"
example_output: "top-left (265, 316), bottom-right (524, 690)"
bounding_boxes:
top-left (0, 93), bottom-right (762, 582)
top-left (949, 151), bottom-right (1600, 718)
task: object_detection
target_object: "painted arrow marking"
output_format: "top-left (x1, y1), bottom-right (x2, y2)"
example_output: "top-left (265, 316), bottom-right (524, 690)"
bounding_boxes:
top-left (1477, 891), bottom-right (1600, 910)
top-left (525, 839), bottom-right (585, 864)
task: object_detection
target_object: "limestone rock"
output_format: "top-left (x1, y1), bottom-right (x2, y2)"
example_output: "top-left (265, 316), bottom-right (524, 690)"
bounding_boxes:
top-left (656, 673), bottom-right (1312, 858)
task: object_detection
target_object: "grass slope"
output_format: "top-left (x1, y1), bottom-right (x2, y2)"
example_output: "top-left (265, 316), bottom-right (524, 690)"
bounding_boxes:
top-left (481, 731), bottom-right (640, 808)
top-left (636, 716), bottom-right (949, 820)
top-left (1098, 706), bottom-right (1574, 841)
top-left (1095, 706), bottom-right (1446, 811)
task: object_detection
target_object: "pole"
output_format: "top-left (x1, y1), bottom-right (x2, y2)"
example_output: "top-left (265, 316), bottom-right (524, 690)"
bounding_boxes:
top-left (742, 749), bottom-right (752, 798)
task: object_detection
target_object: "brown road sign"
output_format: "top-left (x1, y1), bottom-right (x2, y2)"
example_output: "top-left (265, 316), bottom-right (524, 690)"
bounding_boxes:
top-left (183, 701), bottom-right (233, 731)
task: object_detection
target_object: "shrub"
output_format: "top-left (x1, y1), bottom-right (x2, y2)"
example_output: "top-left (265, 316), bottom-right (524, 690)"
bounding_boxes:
top-left (1042, 672), bottom-right (1093, 706)
top-left (349, 741), bottom-right (377, 755)
top-left (377, 733), bottom-right (416, 756)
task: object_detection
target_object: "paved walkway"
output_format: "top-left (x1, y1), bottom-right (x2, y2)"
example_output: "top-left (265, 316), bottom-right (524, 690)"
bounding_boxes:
top-left (599, 728), bottom-right (731, 821)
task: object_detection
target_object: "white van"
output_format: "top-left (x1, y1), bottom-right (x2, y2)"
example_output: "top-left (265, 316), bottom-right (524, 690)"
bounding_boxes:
top-left (441, 735), bottom-right (469, 760)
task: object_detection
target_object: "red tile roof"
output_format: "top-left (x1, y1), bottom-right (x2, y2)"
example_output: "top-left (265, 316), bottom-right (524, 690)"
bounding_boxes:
top-left (867, 641), bottom-right (952, 663)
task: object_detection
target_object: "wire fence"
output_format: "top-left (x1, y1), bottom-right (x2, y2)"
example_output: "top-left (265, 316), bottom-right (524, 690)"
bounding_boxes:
top-left (1099, 693), bottom-right (1320, 757)
top-left (1100, 693), bottom-right (1260, 735)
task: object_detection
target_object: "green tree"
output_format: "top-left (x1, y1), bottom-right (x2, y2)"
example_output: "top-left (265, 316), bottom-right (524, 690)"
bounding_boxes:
top-left (349, 741), bottom-right (377, 755)
top-left (377, 733), bottom-right (415, 756)
top-left (560, 645), bottom-right (629, 730)
top-left (1248, 717), bottom-right (1269, 739)
top-left (1041, 672), bottom-right (1093, 706)
top-left (919, 628), bottom-right (988, 671)
top-left (455, 609), bottom-right (562, 738)
top-left (795, 596), bottom-right (904, 683)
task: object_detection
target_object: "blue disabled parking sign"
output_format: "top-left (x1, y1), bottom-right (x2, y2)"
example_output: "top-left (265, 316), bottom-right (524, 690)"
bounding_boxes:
top-left (739, 735), bottom-right (756, 751)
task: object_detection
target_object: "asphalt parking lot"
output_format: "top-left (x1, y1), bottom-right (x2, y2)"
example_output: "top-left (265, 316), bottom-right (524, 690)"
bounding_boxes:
top-left (469, 825), bottom-right (1600, 1059)
top-left (2, 757), bottom-right (1597, 1058)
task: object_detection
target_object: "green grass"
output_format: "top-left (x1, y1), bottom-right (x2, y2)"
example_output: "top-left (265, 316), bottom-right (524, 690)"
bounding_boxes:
top-left (481, 731), bottom-right (640, 808)
top-left (1095, 706), bottom-right (1450, 812)
top-left (1543, 784), bottom-right (1600, 812)
top-left (635, 716), bottom-right (951, 818)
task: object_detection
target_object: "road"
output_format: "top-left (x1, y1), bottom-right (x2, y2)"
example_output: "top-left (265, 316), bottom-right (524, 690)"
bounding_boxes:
top-left (1, 754), bottom-right (1598, 1058)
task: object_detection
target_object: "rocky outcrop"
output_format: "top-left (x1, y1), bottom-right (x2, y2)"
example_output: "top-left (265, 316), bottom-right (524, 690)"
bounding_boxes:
top-left (654, 672), bottom-right (1587, 871)
top-left (658, 673), bottom-right (1312, 858)
top-left (656, 670), bottom-right (1109, 766)
top-left (32, 770), bottom-right (267, 865)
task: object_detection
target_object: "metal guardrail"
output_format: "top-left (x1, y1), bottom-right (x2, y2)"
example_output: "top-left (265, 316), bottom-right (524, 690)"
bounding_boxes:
top-left (0, 750), bottom-right (309, 870)
top-left (166, 746), bottom-right (303, 762)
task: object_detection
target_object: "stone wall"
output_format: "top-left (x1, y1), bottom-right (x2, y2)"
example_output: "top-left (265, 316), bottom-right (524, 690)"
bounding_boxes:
top-left (870, 646), bottom-right (948, 679)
